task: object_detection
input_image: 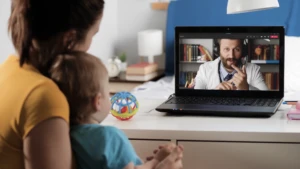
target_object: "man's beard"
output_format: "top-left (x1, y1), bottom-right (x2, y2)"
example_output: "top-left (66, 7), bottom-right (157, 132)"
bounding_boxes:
top-left (221, 57), bottom-right (240, 70)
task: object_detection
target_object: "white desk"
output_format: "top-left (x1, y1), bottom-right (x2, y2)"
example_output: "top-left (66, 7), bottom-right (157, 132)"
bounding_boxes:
top-left (102, 98), bottom-right (300, 169)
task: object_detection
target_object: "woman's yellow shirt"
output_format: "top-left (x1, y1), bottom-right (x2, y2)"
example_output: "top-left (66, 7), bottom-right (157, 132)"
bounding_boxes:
top-left (0, 55), bottom-right (70, 169)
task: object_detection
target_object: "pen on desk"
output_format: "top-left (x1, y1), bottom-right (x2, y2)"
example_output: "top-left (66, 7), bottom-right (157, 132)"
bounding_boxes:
top-left (283, 101), bottom-right (298, 105)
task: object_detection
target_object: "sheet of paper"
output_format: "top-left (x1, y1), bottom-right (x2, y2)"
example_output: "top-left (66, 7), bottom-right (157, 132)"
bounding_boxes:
top-left (131, 76), bottom-right (175, 100)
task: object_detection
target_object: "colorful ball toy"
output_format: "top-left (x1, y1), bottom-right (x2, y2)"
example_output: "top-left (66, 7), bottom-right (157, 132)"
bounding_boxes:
top-left (110, 92), bottom-right (139, 120)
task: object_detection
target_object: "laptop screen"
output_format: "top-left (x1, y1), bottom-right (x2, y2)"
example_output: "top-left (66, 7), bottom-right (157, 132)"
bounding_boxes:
top-left (178, 32), bottom-right (281, 92)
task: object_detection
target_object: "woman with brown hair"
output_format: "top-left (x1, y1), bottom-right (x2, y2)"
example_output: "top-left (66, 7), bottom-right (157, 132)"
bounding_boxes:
top-left (0, 0), bottom-right (183, 169)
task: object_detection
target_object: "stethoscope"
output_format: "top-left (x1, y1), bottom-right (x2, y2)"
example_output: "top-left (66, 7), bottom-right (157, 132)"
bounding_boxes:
top-left (218, 60), bottom-right (223, 83)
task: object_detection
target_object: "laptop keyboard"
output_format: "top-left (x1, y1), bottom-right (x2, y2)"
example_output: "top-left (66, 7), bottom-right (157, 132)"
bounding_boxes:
top-left (166, 97), bottom-right (279, 107)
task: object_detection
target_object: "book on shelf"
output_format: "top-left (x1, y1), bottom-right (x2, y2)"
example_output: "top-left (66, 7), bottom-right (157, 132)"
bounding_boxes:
top-left (251, 44), bottom-right (279, 61)
top-left (110, 70), bottom-right (164, 83)
top-left (180, 44), bottom-right (212, 62)
top-left (125, 71), bottom-right (159, 81)
top-left (262, 72), bottom-right (279, 90)
top-left (179, 71), bottom-right (197, 88)
top-left (124, 62), bottom-right (166, 82)
top-left (126, 62), bottom-right (158, 75)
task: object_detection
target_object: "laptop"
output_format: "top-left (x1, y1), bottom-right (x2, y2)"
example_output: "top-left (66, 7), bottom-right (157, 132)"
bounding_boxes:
top-left (156, 26), bottom-right (284, 117)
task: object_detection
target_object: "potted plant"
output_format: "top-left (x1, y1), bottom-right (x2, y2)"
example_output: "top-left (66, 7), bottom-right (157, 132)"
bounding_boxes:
top-left (119, 52), bottom-right (127, 71)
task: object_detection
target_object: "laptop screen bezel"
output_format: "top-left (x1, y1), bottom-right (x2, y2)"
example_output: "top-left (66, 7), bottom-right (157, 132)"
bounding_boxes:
top-left (174, 26), bottom-right (284, 98)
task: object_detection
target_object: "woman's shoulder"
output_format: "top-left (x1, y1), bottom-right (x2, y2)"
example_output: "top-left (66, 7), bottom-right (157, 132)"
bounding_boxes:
top-left (19, 64), bottom-right (67, 106)
top-left (1, 55), bottom-right (70, 138)
top-left (20, 75), bottom-right (70, 138)
top-left (1, 55), bottom-right (59, 88)
top-left (32, 77), bottom-right (67, 100)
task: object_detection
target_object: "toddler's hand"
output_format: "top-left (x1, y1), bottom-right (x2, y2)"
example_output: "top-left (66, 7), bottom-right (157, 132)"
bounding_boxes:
top-left (146, 143), bottom-right (184, 162)
top-left (155, 146), bottom-right (184, 169)
top-left (154, 143), bottom-right (176, 162)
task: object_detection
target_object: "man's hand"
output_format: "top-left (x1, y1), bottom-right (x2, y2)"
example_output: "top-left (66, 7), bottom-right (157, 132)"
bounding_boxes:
top-left (229, 65), bottom-right (249, 90)
top-left (215, 81), bottom-right (235, 90)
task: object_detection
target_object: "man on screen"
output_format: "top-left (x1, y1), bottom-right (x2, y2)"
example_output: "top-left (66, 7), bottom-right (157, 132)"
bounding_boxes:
top-left (194, 38), bottom-right (269, 90)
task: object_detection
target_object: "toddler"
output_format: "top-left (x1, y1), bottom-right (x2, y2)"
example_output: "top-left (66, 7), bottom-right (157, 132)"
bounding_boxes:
top-left (50, 51), bottom-right (182, 169)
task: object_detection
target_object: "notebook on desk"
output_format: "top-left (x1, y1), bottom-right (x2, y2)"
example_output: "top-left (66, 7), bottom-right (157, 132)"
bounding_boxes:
top-left (156, 26), bottom-right (284, 117)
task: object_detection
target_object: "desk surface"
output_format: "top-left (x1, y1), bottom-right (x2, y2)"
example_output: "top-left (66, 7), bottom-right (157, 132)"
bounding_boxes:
top-left (102, 98), bottom-right (300, 143)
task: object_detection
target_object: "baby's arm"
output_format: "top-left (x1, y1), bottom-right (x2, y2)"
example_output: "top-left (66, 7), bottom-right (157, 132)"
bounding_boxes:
top-left (120, 142), bottom-right (173, 169)
top-left (123, 159), bottom-right (159, 169)
top-left (103, 126), bottom-right (143, 169)
top-left (123, 145), bottom-right (184, 169)
top-left (123, 162), bottom-right (135, 169)
top-left (103, 127), bottom-right (181, 169)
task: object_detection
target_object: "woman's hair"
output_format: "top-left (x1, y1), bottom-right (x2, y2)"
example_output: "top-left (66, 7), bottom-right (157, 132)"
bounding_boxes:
top-left (8, 0), bottom-right (105, 77)
top-left (50, 51), bottom-right (108, 125)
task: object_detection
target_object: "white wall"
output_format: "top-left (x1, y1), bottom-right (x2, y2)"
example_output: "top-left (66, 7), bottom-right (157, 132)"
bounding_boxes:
top-left (284, 37), bottom-right (300, 93)
top-left (88, 0), bottom-right (118, 63)
top-left (0, 0), bottom-right (118, 64)
top-left (0, 0), bottom-right (14, 63)
top-left (116, 0), bottom-right (167, 69)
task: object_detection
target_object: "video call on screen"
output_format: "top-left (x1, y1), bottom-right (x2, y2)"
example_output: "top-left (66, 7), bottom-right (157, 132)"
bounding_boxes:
top-left (178, 33), bottom-right (280, 91)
